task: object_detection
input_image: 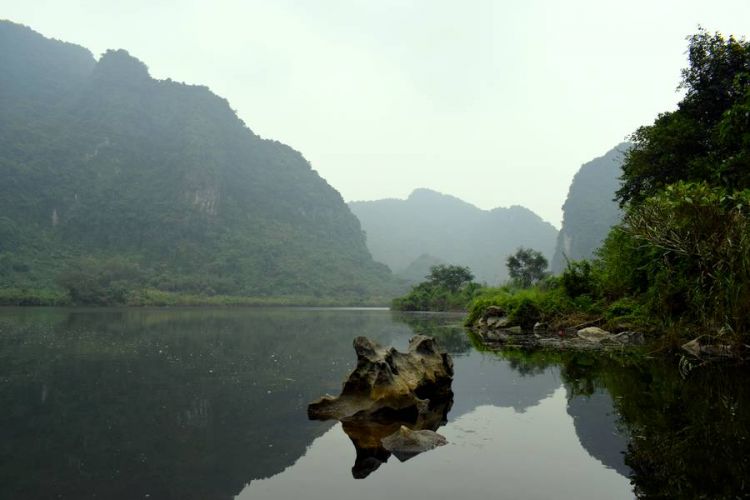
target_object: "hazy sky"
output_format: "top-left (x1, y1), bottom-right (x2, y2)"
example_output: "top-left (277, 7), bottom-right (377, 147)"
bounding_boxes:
top-left (2, 1), bottom-right (748, 227)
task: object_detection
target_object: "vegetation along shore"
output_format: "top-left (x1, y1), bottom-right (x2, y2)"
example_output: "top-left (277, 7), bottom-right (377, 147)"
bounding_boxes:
top-left (394, 30), bottom-right (750, 359)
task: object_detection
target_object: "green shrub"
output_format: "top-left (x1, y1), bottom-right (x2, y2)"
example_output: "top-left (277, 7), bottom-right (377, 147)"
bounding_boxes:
top-left (57, 256), bottom-right (144, 305)
top-left (508, 297), bottom-right (541, 331)
top-left (392, 279), bottom-right (482, 312)
top-left (561, 260), bottom-right (597, 298)
top-left (605, 297), bottom-right (641, 318)
top-left (0, 288), bottom-right (70, 306)
top-left (465, 286), bottom-right (587, 329)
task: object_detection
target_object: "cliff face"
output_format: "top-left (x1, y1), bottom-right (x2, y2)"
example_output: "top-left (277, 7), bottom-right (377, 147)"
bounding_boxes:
top-left (0, 21), bottom-right (393, 299)
top-left (349, 189), bottom-right (558, 284)
top-left (551, 144), bottom-right (630, 273)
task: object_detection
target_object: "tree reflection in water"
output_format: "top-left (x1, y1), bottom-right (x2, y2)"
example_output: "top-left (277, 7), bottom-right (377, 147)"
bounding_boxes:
top-left (477, 340), bottom-right (750, 499)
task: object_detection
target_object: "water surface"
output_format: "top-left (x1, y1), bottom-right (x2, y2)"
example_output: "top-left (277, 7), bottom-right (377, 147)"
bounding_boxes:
top-left (0, 308), bottom-right (747, 499)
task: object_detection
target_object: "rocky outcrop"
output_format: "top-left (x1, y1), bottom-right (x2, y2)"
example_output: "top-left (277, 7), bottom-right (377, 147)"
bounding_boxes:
top-left (308, 335), bottom-right (453, 421)
top-left (472, 312), bottom-right (646, 352)
top-left (308, 335), bottom-right (453, 478)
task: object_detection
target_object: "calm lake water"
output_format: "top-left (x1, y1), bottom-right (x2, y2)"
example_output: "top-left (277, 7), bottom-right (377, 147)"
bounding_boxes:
top-left (0, 307), bottom-right (748, 499)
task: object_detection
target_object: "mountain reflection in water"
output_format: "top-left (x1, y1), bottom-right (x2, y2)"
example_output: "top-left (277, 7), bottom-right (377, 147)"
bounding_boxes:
top-left (0, 308), bottom-right (747, 499)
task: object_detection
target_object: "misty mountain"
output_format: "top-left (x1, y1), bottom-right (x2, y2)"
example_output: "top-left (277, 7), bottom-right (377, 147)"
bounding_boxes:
top-left (397, 253), bottom-right (445, 284)
top-left (349, 189), bottom-right (558, 284)
top-left (551, 144), bottom-right (630, 273)
top-left (0, 21), bottom-right (394, 301)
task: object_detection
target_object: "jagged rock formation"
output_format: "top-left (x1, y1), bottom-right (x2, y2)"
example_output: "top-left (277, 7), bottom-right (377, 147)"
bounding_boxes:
top-left (308, 335), bottom-right (453, 420)
top-left (308, 335), bottom-right (453, 477)
top-left (551, 144), bottom-right (631, 273)
top-left (349, 189), bottom-right (558, 284)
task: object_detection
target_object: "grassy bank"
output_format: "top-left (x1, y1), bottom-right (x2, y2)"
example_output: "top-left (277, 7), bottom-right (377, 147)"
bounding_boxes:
top-left (0, 287), bottom-right (391, 308)
top-left (465, 281), bottom-right (653, 334)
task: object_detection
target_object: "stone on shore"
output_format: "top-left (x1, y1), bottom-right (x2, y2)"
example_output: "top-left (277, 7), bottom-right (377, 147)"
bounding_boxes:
top-left (577, 327), bottom-right (614, 343)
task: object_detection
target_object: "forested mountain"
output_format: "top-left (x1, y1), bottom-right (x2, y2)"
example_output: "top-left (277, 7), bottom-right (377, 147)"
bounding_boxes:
top-left (0, 21), bottom-right (394, 303)
top-left (349, 189), bottom-right (558, 284)
top-left (550, 144), bottom-right (630, 273)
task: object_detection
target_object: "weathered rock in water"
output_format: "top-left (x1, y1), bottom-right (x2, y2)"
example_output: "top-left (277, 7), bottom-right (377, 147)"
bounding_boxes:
top-left (577, 327), bottom-right (614, 343)
top-left (381, 425), bottom-right (447, 461)
top-left (308, 335), bottom-right (454, 478)
top-left (308, 335), bottom-right (453, 421)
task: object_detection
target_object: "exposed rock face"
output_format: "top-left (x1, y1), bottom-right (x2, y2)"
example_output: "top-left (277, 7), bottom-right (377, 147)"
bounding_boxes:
top-left (308, 335), bottom-right (454, 478)
top-left (308, 335), bottom-right (453, 421)
top-left (551, 144), bottom-right (630, 273)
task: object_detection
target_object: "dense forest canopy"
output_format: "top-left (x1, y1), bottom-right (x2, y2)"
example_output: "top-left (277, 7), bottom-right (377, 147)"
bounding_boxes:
top-left (617, 30), bottom-right (750, 205)
top-left (0, 20), bottom-right (397, 304)
top-left (610, 29), bottom-right (750, 336)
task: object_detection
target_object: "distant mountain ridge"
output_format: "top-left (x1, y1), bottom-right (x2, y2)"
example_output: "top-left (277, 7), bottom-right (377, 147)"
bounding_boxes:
top-left (349, 189), bottom-right (558, 284)
top-left (551, 144), bottom-right (630, 273)
top-left (0, 20), bottom-right (394, 301)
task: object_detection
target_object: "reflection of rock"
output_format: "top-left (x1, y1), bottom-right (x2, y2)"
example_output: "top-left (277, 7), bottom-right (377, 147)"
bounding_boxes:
top-left (382, 425), bottom-right (447, 461)
top-left (308, 335), bottom-right (454, 478)
top-left (342, 395), bottom-right (453, 478)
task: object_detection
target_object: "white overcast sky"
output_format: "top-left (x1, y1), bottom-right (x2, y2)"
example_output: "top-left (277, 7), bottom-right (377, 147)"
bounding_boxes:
top-left (2, 0), bottom-right (749, 227)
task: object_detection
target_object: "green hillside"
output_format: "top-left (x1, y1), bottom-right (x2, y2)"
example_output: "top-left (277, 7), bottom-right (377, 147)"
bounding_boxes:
top-left (0, 21), bottom-right (395, 304)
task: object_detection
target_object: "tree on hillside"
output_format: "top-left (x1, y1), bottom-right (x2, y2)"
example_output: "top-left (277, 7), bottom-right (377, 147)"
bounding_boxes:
top-left (616, 29), bottom-right (750, 206)
top-left (426, 265), bottom-right (474, 293)
top-left (506, 248), bottom-right (548, 288)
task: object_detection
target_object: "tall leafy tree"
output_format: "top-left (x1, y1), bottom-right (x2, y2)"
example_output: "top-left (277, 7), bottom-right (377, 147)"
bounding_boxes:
top-left (426, 265), bottom-right (474, 293)
top-left (616, 29), bottom-right (750, 206)
top-left (606, 29), bottom-right (750, 335)
top-left (506, 248), bottom-right (548, 288)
